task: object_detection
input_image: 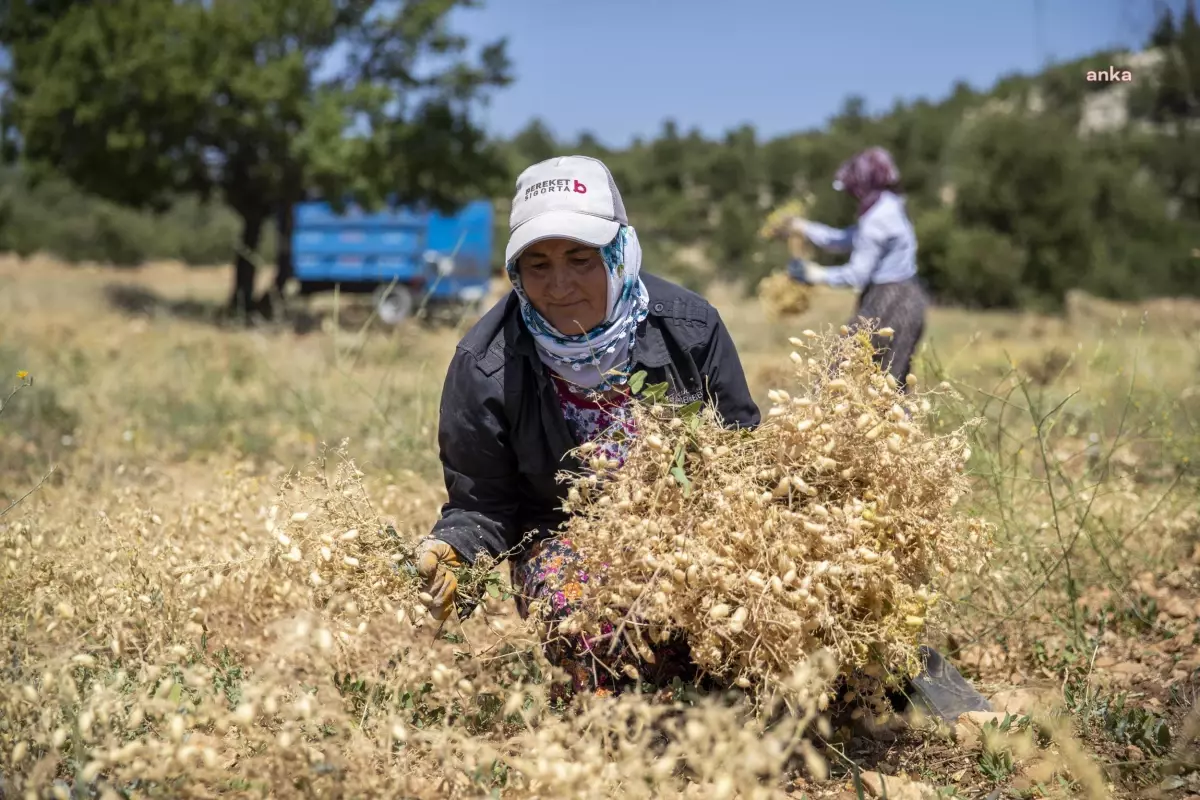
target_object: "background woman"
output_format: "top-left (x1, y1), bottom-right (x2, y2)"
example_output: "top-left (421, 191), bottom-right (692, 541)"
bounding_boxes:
top-left (784, 147), bottom-right (929, 393)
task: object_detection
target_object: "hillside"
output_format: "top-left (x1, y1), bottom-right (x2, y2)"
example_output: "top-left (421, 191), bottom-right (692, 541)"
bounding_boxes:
top-left (2, 19), bottom-right (1198, 313)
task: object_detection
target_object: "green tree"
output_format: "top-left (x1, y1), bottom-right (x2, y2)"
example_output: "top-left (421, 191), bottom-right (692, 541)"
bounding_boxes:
top-left (1143, 0), bottom-right (1200, 220)
top-left (914, 205), bottom-right (1027, 308)
top-left (510, 118), bottom-right (558, 167)
top-left (649, 119), bottom-right (688, 193)
top-left (1, 0), bottom-right (511, 319)
top-left (1150, 4), bottom-right (1177, 47)
top-left (944, 113), bottom-right (1097, 308)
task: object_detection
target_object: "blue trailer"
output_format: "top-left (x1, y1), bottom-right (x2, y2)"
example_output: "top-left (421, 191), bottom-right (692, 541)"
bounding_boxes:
top-left (291, 199), bottom-right (494, 325)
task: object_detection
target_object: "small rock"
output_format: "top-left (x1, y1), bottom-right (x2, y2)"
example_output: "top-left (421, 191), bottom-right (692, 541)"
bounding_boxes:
top-left (961, 710), bottom-right (1009, 726)
top-left (953, 711), bottom-right (1009, 750)
top-left (858, 771), bottom-right (939, 800)
top-left (1164, 595), bottom-right (1195, 619)
top-left (990, 687), bottom-right (1059, 715)
top-left (854, 712), bottom-right (902, 743)
top-left (954, 725), bottom-right (981, 751)
top-left (1095, 655), bottom-right (1117, 669)
top-left (1127, 744), bottom-right (1146, 762)
top-left (1023, 758), bottom-right (1058, 785)
top-left (1111, 661), bottom-right (1145, 676)
top-left (1162, 636), bottom-right (1187, 654)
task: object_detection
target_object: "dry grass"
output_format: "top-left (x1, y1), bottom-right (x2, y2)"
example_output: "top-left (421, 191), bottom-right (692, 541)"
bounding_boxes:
top-left (2, 254), bottom-right (1200, 798)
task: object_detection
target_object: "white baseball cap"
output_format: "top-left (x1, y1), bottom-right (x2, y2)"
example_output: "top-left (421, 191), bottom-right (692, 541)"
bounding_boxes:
top-left (505, 155), bottom-right (628, 264)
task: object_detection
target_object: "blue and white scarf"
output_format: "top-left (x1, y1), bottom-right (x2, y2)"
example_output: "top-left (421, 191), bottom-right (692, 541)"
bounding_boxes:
top-left (506, 225), bottom-right (650, 391)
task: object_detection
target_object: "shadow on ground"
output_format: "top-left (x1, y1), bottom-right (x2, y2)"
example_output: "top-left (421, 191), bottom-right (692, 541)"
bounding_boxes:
top-left (104, 282), bottom-right (483, 335)
top-left (104, 284), bottom-right (225, 322)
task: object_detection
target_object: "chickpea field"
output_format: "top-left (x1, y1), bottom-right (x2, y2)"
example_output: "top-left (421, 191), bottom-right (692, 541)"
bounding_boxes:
top-left (2, 256), bottom-right (1199, 799)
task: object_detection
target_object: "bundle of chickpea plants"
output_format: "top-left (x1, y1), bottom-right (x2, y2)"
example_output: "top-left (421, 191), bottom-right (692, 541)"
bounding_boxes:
top-left (556, 324), bottom-right (994, 715)
top-left (756, 196), bottom-right (816, 319)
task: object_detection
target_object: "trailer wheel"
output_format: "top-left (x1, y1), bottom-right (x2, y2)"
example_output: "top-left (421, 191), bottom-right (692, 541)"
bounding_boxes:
top-left (374, 285), bottom-right (414, 326)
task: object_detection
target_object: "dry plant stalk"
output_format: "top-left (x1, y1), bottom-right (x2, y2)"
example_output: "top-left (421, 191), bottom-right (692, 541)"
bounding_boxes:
top-left (554, 324), bottom-right (994, 715)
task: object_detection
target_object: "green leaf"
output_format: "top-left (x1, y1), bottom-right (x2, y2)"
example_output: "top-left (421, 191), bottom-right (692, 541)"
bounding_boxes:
top-left (670, 466), bottom-right (691, 497)
top-left (168, 683), bottom-right (183, 706)
top-left (679, 400), bottom-right (703, 418)
top-left (628, 371), bottom-right (647, 394)
top-left (673, 444), bottom-right (685, 469)
top-left (644, 381), bottom-right (669, 403)
top-left (1148, 718), bottom-right (1172, 754)
top-left (486, 583), bottom-right (501, 598)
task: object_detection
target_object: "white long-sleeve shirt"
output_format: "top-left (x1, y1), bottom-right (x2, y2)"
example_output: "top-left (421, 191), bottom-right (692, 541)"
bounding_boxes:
top-left (796, 191), bottom-right (918, 290)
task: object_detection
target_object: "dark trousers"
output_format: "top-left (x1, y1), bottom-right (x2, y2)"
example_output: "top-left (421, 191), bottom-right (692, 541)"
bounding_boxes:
top-left (849, 278), bottom-right (929, 393)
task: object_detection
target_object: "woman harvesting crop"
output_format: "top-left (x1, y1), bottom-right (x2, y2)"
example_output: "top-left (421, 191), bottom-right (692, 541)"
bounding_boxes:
top-left (776, 147), bottom-right (928, 394)
top-left (414, 155), bottom-right (759, 698)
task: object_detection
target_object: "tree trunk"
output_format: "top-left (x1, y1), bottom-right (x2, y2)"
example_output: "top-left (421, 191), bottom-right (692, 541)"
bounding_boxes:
top-left (252, 202), bottom-right (296, 322)
top-left (230, 212), bottom-right (265, 322)
top-left (272, 204), bottom-right (294, 295)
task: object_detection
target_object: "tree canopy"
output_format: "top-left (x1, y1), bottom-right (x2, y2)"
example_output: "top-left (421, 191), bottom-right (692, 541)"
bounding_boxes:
top-left (1, 0), bottom-right (511, 316)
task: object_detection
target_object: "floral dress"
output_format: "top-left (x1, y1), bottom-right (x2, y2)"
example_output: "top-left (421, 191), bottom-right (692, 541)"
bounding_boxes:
top-left (510, 370), bottom-right (696, 700)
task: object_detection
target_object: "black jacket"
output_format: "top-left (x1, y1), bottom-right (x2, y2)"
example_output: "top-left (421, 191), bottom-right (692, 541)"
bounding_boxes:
top-left (430, 273), bottom-right (761, 564)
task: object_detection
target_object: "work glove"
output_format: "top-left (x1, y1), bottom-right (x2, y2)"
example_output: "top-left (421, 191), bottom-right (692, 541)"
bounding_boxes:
top-left (786, 258), bottom-right (808, 283)
top-left (415, 538), bottom-right (463, 621)
top-left (787, 259), bottom-right (828, 285)
top-left (805, 263), bottom-right (829, 283)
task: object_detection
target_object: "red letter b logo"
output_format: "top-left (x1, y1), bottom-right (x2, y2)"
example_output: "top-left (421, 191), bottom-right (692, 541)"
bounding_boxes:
top-left (573, 180), bottom-right (587, 194)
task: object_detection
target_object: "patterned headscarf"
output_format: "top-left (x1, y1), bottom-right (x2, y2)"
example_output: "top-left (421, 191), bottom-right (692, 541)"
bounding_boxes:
top-left (506, 225), bottom-right (650, 392)
top-left (833, 147), bottom-right (901, 217)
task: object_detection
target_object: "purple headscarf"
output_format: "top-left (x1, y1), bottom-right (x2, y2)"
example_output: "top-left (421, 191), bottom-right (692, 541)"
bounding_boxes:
top-left (833, 147), bottom-right (901, 217)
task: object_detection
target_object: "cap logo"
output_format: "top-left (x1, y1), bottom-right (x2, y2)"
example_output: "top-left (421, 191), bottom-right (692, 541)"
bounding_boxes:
top-left (522, 178), bottom-right (588, 202)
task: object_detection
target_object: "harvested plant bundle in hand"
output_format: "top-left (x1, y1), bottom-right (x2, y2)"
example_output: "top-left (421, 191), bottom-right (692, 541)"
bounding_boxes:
top-left (758, 196), bottom-right (815, 243)
top-left (759, 195), bottom-right (815, 262)
top-left (757, 271), bottom-right (813, 319)
top-left (555, 325), bottom-right (993, 709)
top-left (758, 195), bottom-right (816, 319)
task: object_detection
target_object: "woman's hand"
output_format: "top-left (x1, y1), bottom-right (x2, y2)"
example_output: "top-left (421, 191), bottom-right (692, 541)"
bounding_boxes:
top-left (415, 538), bottom-right (463, 621)
top-left (786, 259), bottom-right (829, 285)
